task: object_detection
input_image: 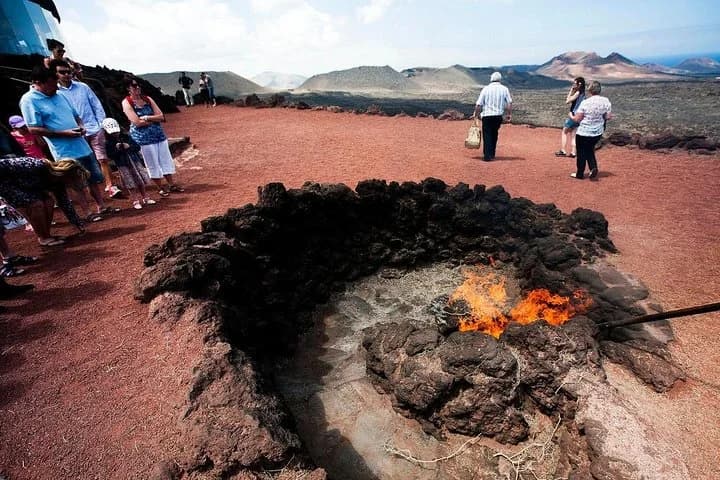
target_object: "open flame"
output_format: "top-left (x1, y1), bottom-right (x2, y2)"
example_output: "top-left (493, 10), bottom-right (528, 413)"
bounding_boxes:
top-left (449, 270), bottom-right (592, 338)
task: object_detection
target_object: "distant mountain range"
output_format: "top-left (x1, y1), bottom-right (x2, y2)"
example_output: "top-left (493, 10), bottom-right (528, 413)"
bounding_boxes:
top-left (139, 71), bottom-right (266, 99)
top-left (250, 71), bottom-right (307, 90)
top-left (139, 52), bottom-right (720, 101)
top-left (537, 51), bottom-right (674, 81)
top-left (674, 57), bottom-right (720, 73)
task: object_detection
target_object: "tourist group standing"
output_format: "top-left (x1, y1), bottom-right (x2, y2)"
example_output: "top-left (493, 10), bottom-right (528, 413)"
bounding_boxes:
top-left (0, 42), bottom-right (188, 293)
top-left (179, 72), bottom-right (216, 107)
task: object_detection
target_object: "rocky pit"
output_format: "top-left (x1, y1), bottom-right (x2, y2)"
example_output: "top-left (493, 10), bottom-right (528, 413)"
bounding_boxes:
top-left (136, 178), bottom-right (688, 479)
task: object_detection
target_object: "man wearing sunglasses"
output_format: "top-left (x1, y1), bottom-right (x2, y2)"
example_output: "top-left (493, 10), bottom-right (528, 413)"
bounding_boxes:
top-left (53, 59), bottom-right (122, 199)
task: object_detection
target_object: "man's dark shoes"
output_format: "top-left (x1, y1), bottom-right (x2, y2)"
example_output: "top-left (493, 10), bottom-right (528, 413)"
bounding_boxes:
top-left (589, 168), bottom-right (599, 179)
top-left (570, 173), bottom-right (583, 179)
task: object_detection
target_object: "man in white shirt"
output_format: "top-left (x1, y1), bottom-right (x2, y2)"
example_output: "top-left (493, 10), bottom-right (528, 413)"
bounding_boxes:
top-left (473, 72), bottom-right (512, 161)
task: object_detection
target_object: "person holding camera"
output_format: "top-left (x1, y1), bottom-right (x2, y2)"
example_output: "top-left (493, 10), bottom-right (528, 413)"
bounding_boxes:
top-left (555, 76), bottom-right (585, 158)
top-left (19, 65), bottom-right (108, 222)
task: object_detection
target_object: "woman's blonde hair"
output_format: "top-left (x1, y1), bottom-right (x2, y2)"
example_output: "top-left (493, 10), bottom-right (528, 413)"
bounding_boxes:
top-left (44, 158), bottom-right (90, 181)
top-left (45, 158), bottom-right (91, 191)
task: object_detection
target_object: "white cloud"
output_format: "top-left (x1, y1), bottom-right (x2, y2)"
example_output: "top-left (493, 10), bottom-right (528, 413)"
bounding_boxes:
top-left (250, 0), bottom-right (304, 14)
top-left (62, 0), bottom-right (343, 77)
top-left (357, 0), bottom-right (395, 24)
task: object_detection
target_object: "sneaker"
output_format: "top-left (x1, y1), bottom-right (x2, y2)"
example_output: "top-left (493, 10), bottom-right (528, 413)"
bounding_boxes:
top-left (132, 200), bottom-right (143, 210)
top-left (589, 168), bottom-right (599, 179)
top-left (142, 198), bottom-right (157, 205)
top-left (570, 173), bottom-right (583, 179)
top-left (158, 189), bottom-right (170, 197)
top-left (109, 185), bottom-right (123, 198)
top-left (168, 184), bottom-right (185, 193)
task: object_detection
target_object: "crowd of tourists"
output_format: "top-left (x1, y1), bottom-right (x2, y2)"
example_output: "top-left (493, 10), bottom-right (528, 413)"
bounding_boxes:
top-left (178, 71), bottom-right (216, 107)
top-left (0, 40), bottom-right (187, 302)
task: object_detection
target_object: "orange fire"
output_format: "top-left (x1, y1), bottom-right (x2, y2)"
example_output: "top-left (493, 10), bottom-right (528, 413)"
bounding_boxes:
top-left (449, 270), bottom-right (592, 338)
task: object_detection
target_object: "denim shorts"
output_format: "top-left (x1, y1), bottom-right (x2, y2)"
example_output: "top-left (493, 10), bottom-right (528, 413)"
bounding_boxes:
top-left (564, 118), bottom-right (580, 129)
top-left (74, 153), bottom-right (105, 185)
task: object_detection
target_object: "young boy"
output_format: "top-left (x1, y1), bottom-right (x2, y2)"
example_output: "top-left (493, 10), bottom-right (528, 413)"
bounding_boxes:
top-left (8, 115), bottom-right (49, 158)
top-left (101, 118), bottom-right (156, 209)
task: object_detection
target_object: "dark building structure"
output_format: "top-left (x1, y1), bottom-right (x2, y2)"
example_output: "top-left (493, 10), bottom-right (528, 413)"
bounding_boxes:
top-left (0, 0), bottom-right (65, 56)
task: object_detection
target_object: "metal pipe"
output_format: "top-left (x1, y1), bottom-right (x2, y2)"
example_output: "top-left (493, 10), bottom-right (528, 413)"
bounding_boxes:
top-left (597, 301), bottom-right (720, 329)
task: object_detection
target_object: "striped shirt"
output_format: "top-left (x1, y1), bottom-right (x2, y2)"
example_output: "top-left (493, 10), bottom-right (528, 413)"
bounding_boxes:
top-left (476, 82), bottom-right (512, 117)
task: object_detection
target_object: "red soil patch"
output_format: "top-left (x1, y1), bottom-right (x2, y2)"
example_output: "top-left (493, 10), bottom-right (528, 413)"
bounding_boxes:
top-left (1, 106), bottom-right (719, 479)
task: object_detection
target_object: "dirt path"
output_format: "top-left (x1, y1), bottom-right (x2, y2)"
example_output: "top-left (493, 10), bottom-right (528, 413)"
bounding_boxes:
top-left (1, 106), bottom-right (718, 479)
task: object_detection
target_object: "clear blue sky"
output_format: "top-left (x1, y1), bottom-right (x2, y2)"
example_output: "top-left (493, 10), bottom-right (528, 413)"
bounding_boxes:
top-left (55, 0), bottom-right (720, 77)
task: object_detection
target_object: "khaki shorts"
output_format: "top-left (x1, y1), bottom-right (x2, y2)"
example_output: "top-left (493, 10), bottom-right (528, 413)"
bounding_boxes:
top-left (86, 129), bottom-right (108, 162)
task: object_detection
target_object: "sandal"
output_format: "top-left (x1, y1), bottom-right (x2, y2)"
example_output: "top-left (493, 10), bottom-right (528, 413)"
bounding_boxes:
top-left (568, 153), bottom-right (576, 158)
top-left (86, 213), bottom-right (103, 222)
top-left (1, 264), bottom-right (25, 277)
top-left (158, 189), bottom-right (170, 197)
top-left (132, 200), bottom-right (143, 210)
top-left (39, 237), bottom-right (66, 247)
top-left (99, 206), bottom-right (121, 214)
top-left (169, 185), bottom-right (185, 193)
top-left (554, 150), bottom-right (567, 157)
top-left (5, 255), bottom-right (39, 266)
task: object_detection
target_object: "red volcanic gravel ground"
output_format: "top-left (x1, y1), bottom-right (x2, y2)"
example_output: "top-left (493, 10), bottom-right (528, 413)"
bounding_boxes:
top-left (1, 106), bottom-right (719, 479)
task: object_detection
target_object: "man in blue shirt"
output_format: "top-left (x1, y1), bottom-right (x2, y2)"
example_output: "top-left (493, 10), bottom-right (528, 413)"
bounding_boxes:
top-left (20, 65), bottom-right (108, 221)
top-left (53, 59), bottom-right (122, 198)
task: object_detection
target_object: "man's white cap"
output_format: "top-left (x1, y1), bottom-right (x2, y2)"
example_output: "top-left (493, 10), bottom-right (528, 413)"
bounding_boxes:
top-left (490, 72), bottom-right (502, 82)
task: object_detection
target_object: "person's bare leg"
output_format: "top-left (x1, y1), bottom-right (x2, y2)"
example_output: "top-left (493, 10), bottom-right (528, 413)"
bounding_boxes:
top-left (151, 178), bottom-right (164, 190)
top-left (137, 182), bottom-right (148, 199)
top-left (560, 128), bottom-right (569, 154)
top-left (19, 203), bottom-right (52, 243)
top-left (43, 196), bottom-right (55, 234)
top-left (570, 128), bottom-right (577, 156)
top-left (70, 188), bottom-right (92, 217)
top-left (88, 183), bottom-right (106, 212)
top-left (164, 174), bottom-right (175, 187)
top-left (100, 161), bottom-right (114, 191)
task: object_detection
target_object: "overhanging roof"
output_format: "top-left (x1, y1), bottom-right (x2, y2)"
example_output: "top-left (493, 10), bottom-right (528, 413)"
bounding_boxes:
top-left (28, 0), bottom-right (61, 22)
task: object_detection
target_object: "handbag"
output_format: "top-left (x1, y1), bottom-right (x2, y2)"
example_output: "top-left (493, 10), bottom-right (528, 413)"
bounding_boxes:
top-left (0, 199), bottom-right (28, 230)
top-left (464, 118), bottom-right (481, 149)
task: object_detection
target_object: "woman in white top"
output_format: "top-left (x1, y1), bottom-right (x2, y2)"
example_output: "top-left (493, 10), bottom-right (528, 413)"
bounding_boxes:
top-left (568, 81), bottom-right (612, 180)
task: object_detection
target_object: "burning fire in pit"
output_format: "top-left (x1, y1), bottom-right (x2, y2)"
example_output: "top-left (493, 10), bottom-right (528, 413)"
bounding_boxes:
top-left (449, 270), bottom-right (592, 337)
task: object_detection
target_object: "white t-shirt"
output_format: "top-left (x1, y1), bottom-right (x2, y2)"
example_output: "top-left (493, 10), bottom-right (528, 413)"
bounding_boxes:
top-left (576, 95), bottom-right (611, 137)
